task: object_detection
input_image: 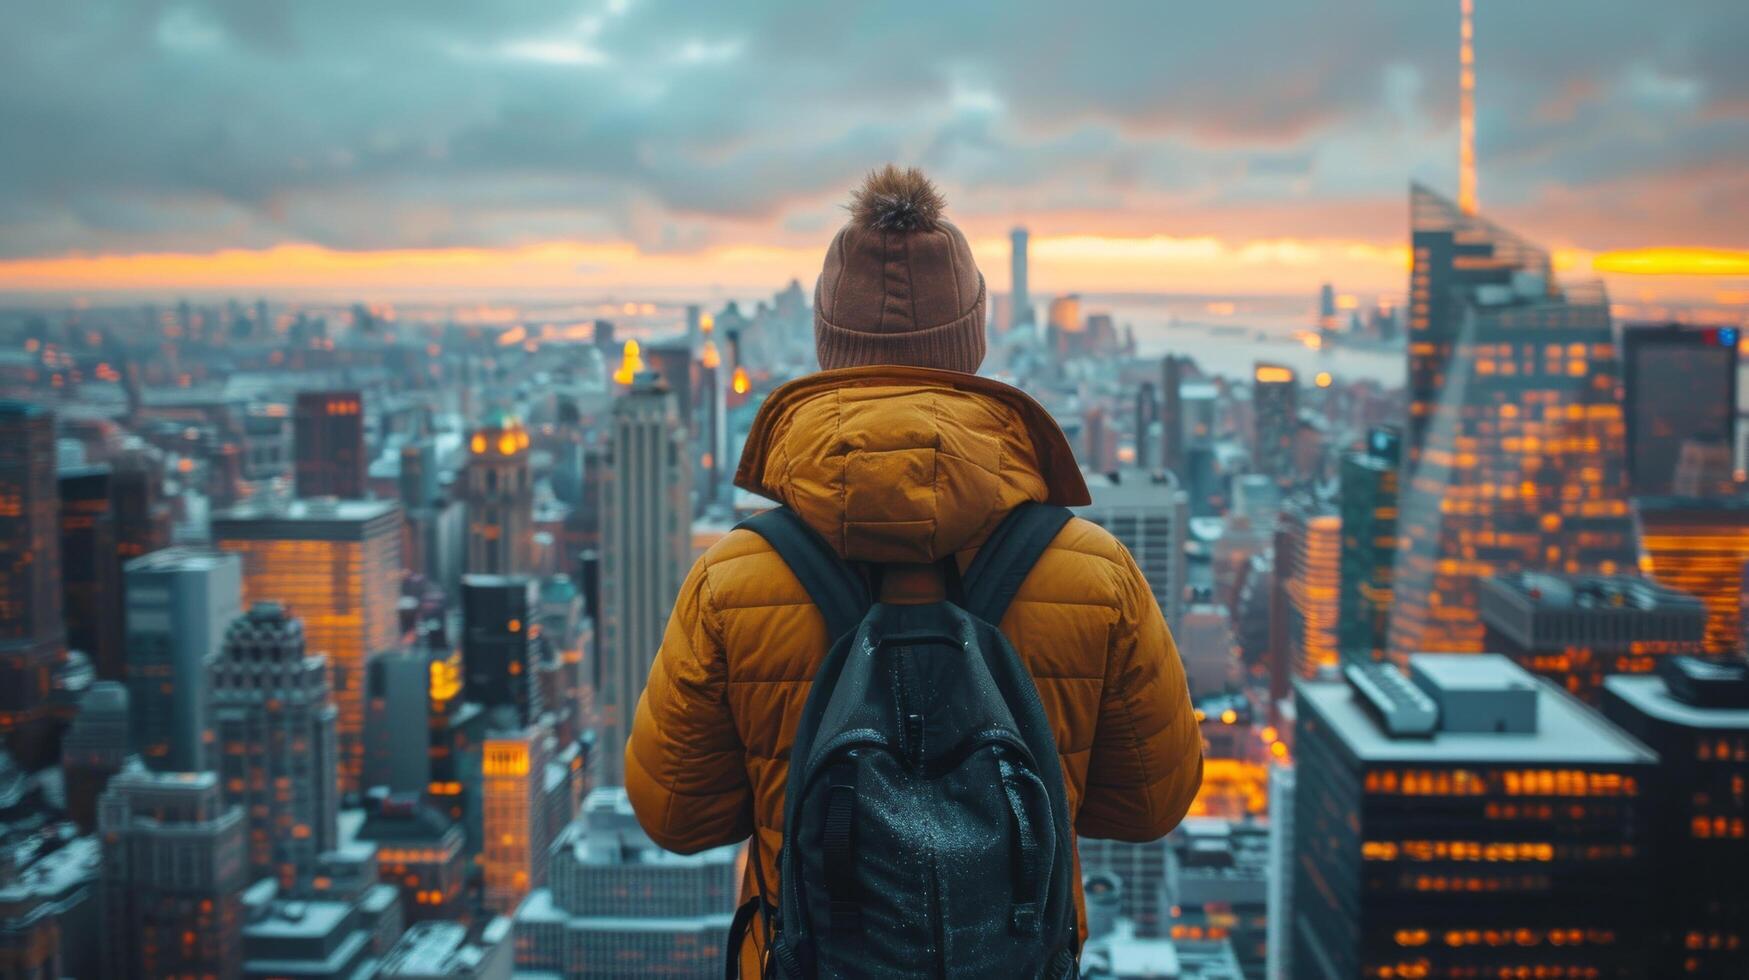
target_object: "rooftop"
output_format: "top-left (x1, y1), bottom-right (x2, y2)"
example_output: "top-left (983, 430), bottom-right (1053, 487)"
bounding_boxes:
top-left (1482, 571), bottom-right (1704, 613)
top-left (1298, 654), bottom-right (1657, 765)
top-left (213, 497), bottom-right (400, 524)
top-left (1604, 673), bottom-right (1749, 731)
top-left (123, 546), bottom-right (237, 574)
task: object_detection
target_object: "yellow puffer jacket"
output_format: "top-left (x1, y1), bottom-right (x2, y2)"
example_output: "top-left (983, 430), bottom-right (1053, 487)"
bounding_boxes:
top-left (625, 365), bottom-right (1203, 959)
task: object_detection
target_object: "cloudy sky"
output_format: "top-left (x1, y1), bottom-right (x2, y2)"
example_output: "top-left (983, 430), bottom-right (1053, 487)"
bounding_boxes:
top-left (1, 0), bottom-right (1746, 303)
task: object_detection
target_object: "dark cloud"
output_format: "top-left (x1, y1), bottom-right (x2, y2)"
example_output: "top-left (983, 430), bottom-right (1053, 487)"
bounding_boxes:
top-left (1, 0), bottom-right (1745, 259)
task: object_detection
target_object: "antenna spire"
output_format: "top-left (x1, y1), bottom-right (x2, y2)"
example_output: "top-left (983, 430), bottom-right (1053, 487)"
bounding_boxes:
top-left (1459, 0), bottom-right (1478, 215)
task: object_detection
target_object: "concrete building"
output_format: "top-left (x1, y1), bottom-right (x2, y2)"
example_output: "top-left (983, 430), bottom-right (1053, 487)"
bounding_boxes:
top-left (293, 390), bottom-right (367, 499)
top-left (212, 602), bottom-right (340, 888)
top-left (124, 547), bottom-right (243, 771)
top-left (239, 877), bottom-right (393, 980)
top-left (1079, 469), bottom-right (1190, 630)
top-left (464, 412), bottom-right (534, 576)
top-left (377, 919), bottom-right (513, 980)
top-left (514, 788), bottom-right (738, 979)
top-left (98, 771), bottom-right (247, 979)
top-left (1292, 654), bottom-right (1659, 979)
top-left (0, 402), bottom-right (64, 756)
top-left (354, 789), bottom-right (468, 924)
top-left (62, 681), bottom-right (134, 832)
top-left (1480, 571), bottom-right (1707, 705)
top-left (1603, 658), bottom-right (1749, 978)
top-left (364, 647), bottom-right (435, 796)
top-left (599, 372), bottom-right (691, 786)
top-left (0, 831), bottom-right (100, 980)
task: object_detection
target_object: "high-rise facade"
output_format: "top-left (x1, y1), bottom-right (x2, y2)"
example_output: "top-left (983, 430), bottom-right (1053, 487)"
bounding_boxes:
top-left (58, 464), bottom-right (124, 682)
top-left (464, 412), bottom-right (534, 576)
top-left (211, 601), bottom-right (339, 888)
top-left (1275, 496), bottom-right (1341, 682)
top-left (480, 720), bottom-right (569, 915)
top-left (1337, 426), bottom-right (1400, 665)
top-left (1602, 658), bottom-right (1748, 979)
top-left (124, 547), bottom-right (243, 771)
top-left (98, 770), bottom-right (247, 980)
top-left (513, 788), bottom-right (738, 978)
top-left (1390, 185), bottom-right (1636, 658)
top-left (0, 402), bottom-right (63, 748)
top-left (1252, 363), bottom-right (1298, 487)
top-left (1478, 571), bottom-right (1706, 705)
top-left (363, 647), bottom-right (434, 795)
top-left (1621, 324), bottom-right (1738, 496)
top-left (1010, 226), bottom-right (1032, 329)
top-left (212, 498), bottom-right (403, 795)
top-left (1161, 354), bottom-right (1188, 478)
top-left (1077, 470), bottom-right (1189, 630)
top-left (599, 372), bottom-right (691, 787)
top-left (1634, 495), bottom-right (1749, 655)
top-left (63, 680), bottom-right (133, 831)
top-left (461, 575), bottom-right (543, 725)
top-left (1293, 655), bottom-right (1657, 979)
top-left (293, 390), bottom-right (368, 499)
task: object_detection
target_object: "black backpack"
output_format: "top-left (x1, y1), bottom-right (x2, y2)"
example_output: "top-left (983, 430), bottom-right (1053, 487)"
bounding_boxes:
top-left (726, 502), bottom-right (1081, 979)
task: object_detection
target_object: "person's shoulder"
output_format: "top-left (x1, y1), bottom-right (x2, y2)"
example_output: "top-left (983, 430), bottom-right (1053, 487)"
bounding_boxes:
top-left (1046, 515), bottom-right (1132, 571)
top-left (691, 526), bottom-right (808, 612)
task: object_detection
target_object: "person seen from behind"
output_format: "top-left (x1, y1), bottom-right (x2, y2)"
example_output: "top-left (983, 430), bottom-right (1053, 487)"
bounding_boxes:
top-left (627, 165), bottom-right (1203, 978)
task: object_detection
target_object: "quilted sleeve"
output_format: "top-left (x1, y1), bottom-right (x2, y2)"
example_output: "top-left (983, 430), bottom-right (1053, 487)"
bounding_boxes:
top-left (1075, 545), bottom-right (1203, 841)
top-left (625, 553), bottom-right (754, 853)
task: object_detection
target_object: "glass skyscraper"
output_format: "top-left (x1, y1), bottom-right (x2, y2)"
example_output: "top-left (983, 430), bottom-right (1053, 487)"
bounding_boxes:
top-left (1390, 185), bottom-right (1636, 658)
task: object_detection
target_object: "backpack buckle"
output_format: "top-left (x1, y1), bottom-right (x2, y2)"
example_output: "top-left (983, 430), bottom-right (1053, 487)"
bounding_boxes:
top-left (1010, 902), bottom-right (1040, 936)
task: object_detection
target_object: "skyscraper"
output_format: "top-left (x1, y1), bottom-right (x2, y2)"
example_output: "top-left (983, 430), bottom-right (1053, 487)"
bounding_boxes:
top-left (58, 464), bottom-right (124, 682)
top-left (1634, 495), bottom-right (1749, 654)
top-left (99, 770), bottom-right (247, 980)
top-left (1275, 496), bottom-right (1341, 682)
top-left (363, 647), bottom-right (435, 796)
top-left (599, 371), bottom-right (691, 787)
top-left (1010, 226), bottom-right (1032, 329)
top-left (1293, 655), bottom-right (1657, 979)
top-left (1478, 571), bottom-right (1706, 705)
top-left (461, 575), bottom-right (543, 725)
top-left (1252, 363), bottom-right (1298, 487)
top-left (124, 547), bottom-right (243, 772)
top-left (212, 498), bottom-right (403, 795)
top-left (1621, 325), bottom-right (1738, 496)
top-left (513, 788), bottom-right (738, 977)
top-left (1390, 185), bottom-right (1635, 658)
top-left (1337, 426), bottom-right (1400, 665)
top-left (211, 602), bottom-right (339, 888)
top-left (1077, 470), bottom-right (1189, 630)
top-left (464, 412), bottom-right (533, 576)
top-left (293, 390), bottom-right (367, 499)
top-left (480, 720), bottom-right (568, 915)
top-left (1161, 354), bottom-right (1188, 478)
top-left (0, 401), bottom-right (63, 752)
top-left (1133, 381), bottom-right (1158, 471)
top-left (63, 680), bottom-right (133, 831)
top-left (1602, 658), bottom-right (1748, 979)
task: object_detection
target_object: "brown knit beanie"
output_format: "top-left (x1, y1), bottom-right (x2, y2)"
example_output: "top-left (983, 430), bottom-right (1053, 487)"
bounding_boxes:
top-left (814, 166), bottom-right (986, 374)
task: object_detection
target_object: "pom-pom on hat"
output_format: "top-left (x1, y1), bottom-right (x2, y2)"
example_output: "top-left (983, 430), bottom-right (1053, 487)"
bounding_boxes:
top-left (814, 165), bottom-right (986, 374)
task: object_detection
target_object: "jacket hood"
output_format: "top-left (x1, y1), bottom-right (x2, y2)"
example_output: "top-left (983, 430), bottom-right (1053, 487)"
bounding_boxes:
top-left (733, 365), bottom-right (1090, 564)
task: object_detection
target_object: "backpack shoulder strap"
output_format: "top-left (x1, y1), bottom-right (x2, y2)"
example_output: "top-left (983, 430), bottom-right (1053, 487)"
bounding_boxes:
top-left (962, 502), bottom-right (1074, 627)
top-left (736, 506), bottom-right (871, 642)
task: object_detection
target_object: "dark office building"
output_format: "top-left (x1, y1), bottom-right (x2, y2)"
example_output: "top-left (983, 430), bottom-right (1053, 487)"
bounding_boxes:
top-left (1390, 186), bottom-right (1636, 658)
top-left (293, 390), bottom-right (367, 499)
top-left (1162, 354), bottom-right (1188, 477)
top-left (1252, 363), bottom-right (1298, 487)
top-left (646, 341), bottom-right (697, 436)
top-left (1603, 658), bottom-right (1748, 979)
top-left (58, 465), bottom-right (124, 682)
top-left (1479, 572), bottom-right (1707, 705)
top-left (1293, 654), bottom-right (1657, 980)
top-left (1622, 324), bottom-right (1738, 496)
top-left (0, 401), bottom-right (63, 757)
top-left (461, 575), bottom-right (543, 724)
top-left (1337, 426), bottom-right (1400, 666)
top-left (1134, 381), bottom-right (1158, 471)
top-left (111, 449), bottom-right (172, 562)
